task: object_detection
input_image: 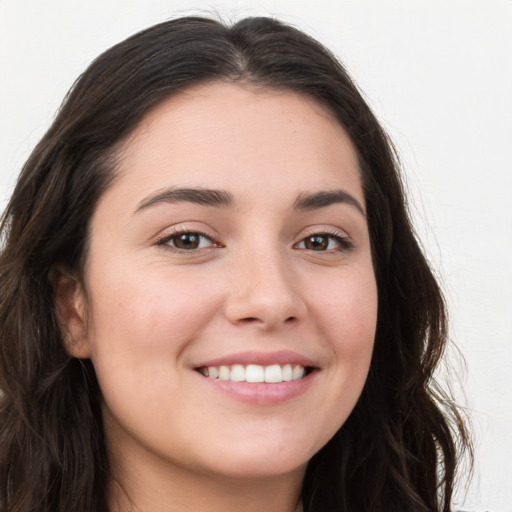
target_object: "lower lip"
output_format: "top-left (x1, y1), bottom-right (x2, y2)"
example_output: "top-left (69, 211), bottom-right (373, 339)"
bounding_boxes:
top-left (197, 371), bottom-right (316, 405)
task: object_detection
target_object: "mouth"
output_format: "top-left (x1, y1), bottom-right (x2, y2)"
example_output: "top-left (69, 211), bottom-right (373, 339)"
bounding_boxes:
top-left (195, 363), bottom-right (314, 383)
top-left (193, 352), bottom-right (318, 404)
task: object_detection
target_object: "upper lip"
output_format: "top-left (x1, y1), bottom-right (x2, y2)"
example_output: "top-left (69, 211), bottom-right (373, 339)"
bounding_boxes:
top-left (194, 350), bottom-right (317, 369)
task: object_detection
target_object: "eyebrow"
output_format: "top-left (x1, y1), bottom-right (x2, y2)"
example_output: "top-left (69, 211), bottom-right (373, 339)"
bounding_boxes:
top-left (292, 189), bottom-right (366, 216)
top-left (134, 186), bottom-right (365, 216)
top-left (134, 187), bottom-right (234, 213)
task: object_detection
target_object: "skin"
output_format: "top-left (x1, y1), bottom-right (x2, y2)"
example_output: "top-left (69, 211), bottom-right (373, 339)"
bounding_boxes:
top-left (58, 83), bottom-right (378, 512)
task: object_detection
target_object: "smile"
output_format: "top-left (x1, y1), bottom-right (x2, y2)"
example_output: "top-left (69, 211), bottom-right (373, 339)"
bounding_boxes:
top-left (197, 364), bottom-right (310, 383)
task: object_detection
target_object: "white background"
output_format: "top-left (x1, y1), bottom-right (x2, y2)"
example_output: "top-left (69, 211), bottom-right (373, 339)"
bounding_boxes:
top-left (1, 1), bottom-right (511, 510)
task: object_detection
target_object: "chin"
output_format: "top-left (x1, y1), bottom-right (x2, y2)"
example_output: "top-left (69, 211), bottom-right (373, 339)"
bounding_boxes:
top-left (194, 433), bottom-right (318, 480)
top-left (207, 455), bottom-right (309, 481)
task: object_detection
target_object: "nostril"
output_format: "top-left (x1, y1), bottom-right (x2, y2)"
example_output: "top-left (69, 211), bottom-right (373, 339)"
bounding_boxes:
top-left (285, 316), bottom-right (298, 323)
top-left (240, 317), bottom-right (259, 323)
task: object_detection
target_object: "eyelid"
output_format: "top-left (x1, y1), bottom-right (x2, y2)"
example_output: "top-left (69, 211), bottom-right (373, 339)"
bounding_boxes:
top-left (294, 227), bottom-right (354, 252)
top-left (155, 225), bottom-right (223, 252)
top-left (153, 224), bottom-right (354, 254)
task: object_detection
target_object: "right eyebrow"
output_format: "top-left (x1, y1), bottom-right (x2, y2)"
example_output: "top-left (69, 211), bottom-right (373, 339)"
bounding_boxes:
top-left (133, 187), bottom-right (234, 214)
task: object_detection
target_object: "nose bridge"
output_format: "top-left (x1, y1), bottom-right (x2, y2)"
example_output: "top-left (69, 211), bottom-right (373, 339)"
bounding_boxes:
top-left (224, 235), bottom-right (306, 328)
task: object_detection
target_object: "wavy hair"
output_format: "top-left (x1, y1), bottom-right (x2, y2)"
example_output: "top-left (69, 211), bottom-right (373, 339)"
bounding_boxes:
top-left (0, 15), bottom-right (471, 512)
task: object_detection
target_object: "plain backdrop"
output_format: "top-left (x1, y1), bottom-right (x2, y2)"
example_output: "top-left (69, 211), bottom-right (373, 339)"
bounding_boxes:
top-left (1, 1), bottom-right (511, 510)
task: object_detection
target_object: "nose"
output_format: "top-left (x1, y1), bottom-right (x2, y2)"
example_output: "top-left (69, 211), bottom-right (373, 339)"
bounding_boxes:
top-left (223, 246), bottom-right (307, 330)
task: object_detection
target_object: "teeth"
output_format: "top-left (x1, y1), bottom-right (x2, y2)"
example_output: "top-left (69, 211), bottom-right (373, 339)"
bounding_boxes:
top-left (292, 365), bottom-right (305, 380)
top-left (282, 364), bottom-right (293, 381)
top-left (219, 365), bottom-right (230, 380)
top-left (230, 364), bottom-right (245, 382)
top-left (198, 363), bottom-right (308, 383)
top-left (264, 364), bottom-right (282, 383)
top-left (246, 364), bottom-right (264, 382)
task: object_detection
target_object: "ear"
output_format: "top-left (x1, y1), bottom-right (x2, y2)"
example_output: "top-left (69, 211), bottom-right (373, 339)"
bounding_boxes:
top-left (53, 269), bottom-right (91, 359)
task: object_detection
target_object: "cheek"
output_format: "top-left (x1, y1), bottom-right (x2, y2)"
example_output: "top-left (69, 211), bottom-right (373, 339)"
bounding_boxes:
top-left (311, 266), bottom-right (378, 349)
top-left (84, 261), bottom-right (222, 365)
top-left (307, 264), bottom-right (377, 411)
top-left (83, 264), bottom-right (223, 432)
top-left (287, 267), bottom-right (377, 451)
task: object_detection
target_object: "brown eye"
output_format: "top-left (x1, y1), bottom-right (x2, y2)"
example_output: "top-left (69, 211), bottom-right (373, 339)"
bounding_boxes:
top-left (163, 232), bottom-right (213, 250)
top-left (297, 233), bottom-right (352, 252)
top-left (304, 235), bottom-right (329, 251)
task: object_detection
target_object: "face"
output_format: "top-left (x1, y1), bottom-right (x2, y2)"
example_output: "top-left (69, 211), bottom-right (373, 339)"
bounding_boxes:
top-left (62, 83), bottom-right (377, 484)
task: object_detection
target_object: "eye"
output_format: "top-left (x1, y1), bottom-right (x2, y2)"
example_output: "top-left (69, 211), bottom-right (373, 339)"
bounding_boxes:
top-left (296, 233), bottom-right (352, 252)
top-left (158, 231), bottom-right (216, 251)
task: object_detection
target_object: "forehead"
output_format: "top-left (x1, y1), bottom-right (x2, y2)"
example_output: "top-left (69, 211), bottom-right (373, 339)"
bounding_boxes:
top-left (106, 82), bottom-right (364, 211)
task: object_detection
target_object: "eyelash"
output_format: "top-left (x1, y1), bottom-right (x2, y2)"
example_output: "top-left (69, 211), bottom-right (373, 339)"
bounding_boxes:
top-left (296, 231), bottom-right (354, 252)
top-left (156, 228), bottom-right (219, 252)
top-left (156, 228), bottom-right (353, 253)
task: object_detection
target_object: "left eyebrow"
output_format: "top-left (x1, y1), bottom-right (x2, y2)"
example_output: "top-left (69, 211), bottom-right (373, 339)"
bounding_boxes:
top-left (292, 189), bottom-right (366, 217)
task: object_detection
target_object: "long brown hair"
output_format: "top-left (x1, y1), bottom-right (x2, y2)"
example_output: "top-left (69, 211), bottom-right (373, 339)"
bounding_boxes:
top-left (0, 15), bottom-right (471, 511)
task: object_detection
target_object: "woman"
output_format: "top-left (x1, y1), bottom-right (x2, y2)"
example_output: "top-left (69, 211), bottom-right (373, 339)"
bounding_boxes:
top-left (0, 15), bottom-right (471, 512)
